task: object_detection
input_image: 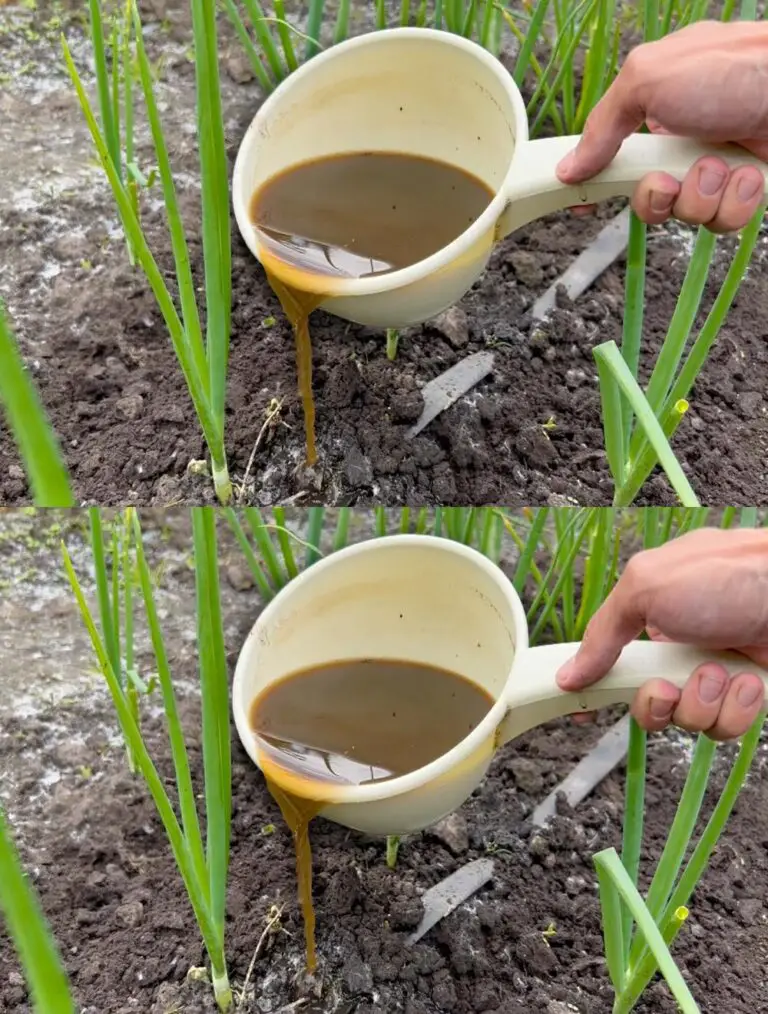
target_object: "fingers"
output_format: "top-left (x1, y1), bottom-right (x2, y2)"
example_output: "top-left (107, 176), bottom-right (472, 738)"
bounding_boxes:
top-left (630, 171), bottom-right (681, 224)
top-left (557, 78), bottom-right (644, 184)
top-left (557, 577), bottom-right (646, 692)
top-left (630, 158), bottom-right (764, 231)
top-left (707, 672), bottom-right (765, 740)
top-left (630, 665), bottom-right (765, 739)
top-left (630, 678), bottom-right (681, 731)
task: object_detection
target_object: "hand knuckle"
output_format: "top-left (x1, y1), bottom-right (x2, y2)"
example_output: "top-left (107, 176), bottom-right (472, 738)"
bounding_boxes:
top-left (622, 46), bottom-right (649, 79)
top-left (623, 551), bottom-right (651, 587)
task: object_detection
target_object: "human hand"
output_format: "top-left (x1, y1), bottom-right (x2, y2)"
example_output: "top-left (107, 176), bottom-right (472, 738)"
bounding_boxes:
top-left (556, 528), bottom-right (768, 739)
top-left (556, 21), bottom-right (768, 232)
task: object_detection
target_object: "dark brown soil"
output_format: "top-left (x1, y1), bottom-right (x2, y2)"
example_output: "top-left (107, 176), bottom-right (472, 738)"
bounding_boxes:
top-left (2, 665), bottom-right (767, 1014)
top-left (1, 3), bottom-right (768, 507)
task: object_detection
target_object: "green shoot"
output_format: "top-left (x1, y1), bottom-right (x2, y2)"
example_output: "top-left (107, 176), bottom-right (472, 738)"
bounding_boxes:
top-left (386, 834), bottom-right (401, 868)
top-left (386, 329), bottom-right (400, 360)
top-left (0, 807), bottom-right (75, 1014)
top-left (64, 509), bottom-right (233, 1010)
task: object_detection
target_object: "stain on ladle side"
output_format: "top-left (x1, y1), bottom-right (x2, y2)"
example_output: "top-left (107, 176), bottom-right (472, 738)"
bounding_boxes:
top-left (249, 658), bottom-right (495, 970)
top-left (249, 153), bottom-right (494, 464)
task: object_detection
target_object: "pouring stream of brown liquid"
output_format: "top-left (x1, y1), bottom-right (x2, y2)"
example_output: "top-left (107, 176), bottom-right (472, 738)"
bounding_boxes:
top-left (249, 658), bottom-right (495, 970)
top-left (249, 153), bottom-right (494, 465)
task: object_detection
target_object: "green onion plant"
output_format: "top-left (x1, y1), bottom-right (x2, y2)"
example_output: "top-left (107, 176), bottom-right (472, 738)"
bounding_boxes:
top-left (64, 0), bottom-right (234, 503)
top-left (65, 508), bottom-right (234, 1011)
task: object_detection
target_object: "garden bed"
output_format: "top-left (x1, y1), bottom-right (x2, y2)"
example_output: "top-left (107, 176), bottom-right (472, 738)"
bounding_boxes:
top-left (2, 2), bottom-right (768, 507)
top-left (1, 511), bottom-right (767, 1014)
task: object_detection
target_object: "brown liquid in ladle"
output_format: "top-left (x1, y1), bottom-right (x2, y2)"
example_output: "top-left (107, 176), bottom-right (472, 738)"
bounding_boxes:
top-left (249, 152), bottom-right (494, 464)
top-left (249, 658), bottom-right (494, 969)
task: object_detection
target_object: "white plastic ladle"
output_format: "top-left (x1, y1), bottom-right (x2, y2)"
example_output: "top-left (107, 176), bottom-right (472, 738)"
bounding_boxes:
top-left (232, 536), bottom-right (768, 836)
top-left (232, 28), bottom-right (768, 329)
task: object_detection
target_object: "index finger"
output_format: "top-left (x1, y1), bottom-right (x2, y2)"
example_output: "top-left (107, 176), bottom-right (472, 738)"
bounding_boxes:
top-left (556, 69), bottom-right (646, 184)
top-left (556, 573), bottom-right (647, 691)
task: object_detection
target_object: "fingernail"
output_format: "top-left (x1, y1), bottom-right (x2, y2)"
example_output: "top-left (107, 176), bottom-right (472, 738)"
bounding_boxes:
top-left (557, 151), bottom-right (575, 179)
top-left (737, 175), bottom-right (762, 203)
top-left (699, 667), bottom-right (726, 703)
top-left (698, 166), bottom-right (727, 196)
top-left (557, 658), bottom-right (580, 688)
top-left (650, 189), bottom-right (675, 214)
top-left (650, 697), bottom-right (674, 720)
top-left (737, 679), bottom-right (762, 708)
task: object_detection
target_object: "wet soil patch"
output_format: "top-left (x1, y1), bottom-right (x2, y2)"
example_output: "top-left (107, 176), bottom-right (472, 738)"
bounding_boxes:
top-left (1, 4), bottom-right (768, 505)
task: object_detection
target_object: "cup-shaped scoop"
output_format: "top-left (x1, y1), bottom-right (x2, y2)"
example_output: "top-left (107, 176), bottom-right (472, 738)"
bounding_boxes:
top-left (232, 536), bottom-right (525, 835)
top-left (232, 28), bottom-right (526, 328)
top-left (234, 29), bottom-right (768, 330)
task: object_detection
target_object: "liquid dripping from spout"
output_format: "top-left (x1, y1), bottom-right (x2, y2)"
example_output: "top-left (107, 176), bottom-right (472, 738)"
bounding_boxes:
top-left (265, 271), bottom-right (324, 467)
top-left (264, 776), bottom-right (323, 972)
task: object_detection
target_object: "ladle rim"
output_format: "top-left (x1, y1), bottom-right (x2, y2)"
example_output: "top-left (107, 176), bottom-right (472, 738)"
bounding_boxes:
top-left (232, 535), bottom-right (528, 806)
top-left (231, 27), bottom-right (529, 299)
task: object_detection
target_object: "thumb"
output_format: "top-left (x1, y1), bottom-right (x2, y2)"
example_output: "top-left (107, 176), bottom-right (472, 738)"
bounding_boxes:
top-left (556, 582), bottom-right (646, 691)
top-left (557, 78), bottom-right (644, 184)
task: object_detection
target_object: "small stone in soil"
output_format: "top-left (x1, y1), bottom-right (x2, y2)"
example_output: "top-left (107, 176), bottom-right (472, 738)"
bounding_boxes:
top-left (509, 249), bottom-right (545, 288)
top-left (737, 390), bottom-right (763, 418)
top-left (115, 900), bottom-right (144, 927)
top-left (431, 812), bottom-right (469, 855)
top-left (433, 306), bottom-right (470, 348)
top-left (508, 756), bottom-right (544, 795)
top-left (737, 897), bottom-right (763, 924)
top-left (226, 562), bottom-right (254, 592)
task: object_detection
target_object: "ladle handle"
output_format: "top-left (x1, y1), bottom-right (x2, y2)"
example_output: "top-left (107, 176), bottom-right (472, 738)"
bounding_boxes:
top-left (497, 640), bottom-right (768, 746)
top-left (497, 133), bottom-right (768, 239)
